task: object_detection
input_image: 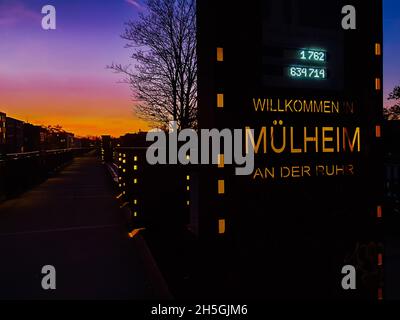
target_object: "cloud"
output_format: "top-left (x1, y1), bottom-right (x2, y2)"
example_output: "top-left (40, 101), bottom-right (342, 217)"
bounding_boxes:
top-left (0, 1), bottom-right (41, 26)
top-left (125, 0), bottom-right (142, 10)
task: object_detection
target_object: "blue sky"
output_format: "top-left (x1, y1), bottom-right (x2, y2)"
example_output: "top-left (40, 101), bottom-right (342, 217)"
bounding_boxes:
top-left (384, 0), bottom-right (400, 104)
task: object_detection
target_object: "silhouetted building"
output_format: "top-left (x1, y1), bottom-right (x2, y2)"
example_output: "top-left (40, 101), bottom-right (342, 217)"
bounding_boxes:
top-left (45, 130), bottom-right (74, 150)
top-left (63, 132), bottom-right (74, 149)
top-left (0, 112), bottom-right (6, 155)
top-left (73, 137), bottom-right (95, 149)
top-left (5, 117), bottom-right (24, 154)
top-left (23, 123), bottom-right (43, 152)
top-left (118, 132), bottom-right (150, 148)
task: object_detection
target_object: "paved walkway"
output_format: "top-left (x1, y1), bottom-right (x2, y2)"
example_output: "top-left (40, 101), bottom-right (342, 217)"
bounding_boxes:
top-left (0, 153), bottom-right (170, 299)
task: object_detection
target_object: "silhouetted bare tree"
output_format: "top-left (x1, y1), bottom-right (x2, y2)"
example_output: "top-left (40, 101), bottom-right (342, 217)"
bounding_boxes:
top-left (384, 85), bottom-right (400, 120)
top-left (110, 0), bottom-right (197, 130)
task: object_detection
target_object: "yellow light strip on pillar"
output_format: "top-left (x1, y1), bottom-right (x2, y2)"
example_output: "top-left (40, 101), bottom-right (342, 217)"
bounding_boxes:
top-left (217, 47), bottom-right (224, 62)
top-left (378, 288), bottom-right (383, 300)
top-left (375, 78), bottom-right (381, 91)
top-left (376, 125), bottom-right (381, 138)
top-left (377, 206), bottom-right (382, 218)
top-left (218, 154), bottom-right (225, 168)
top-left (378, 253), bottom-right (383, 266)
top-left (375, 43), bottom-right (381, 56)
top-left (218, 219), bottom-right (225, 234)
top-left (218, 180), bottom-right (225, 194)
top-left (217, 94), bottom-right (224, 108)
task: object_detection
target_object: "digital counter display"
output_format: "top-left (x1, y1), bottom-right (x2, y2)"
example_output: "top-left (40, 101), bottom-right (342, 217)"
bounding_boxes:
top-left (288, 66), bottom-right (327, 79)
top-left (286, 48), bottom-right (328, 80)
top-left (285, 48), bottom-right (327, 62)
top-left (300, 49), bottom-right (326, 62)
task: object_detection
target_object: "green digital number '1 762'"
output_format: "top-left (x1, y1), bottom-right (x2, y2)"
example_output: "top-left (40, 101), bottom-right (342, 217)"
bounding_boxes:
top-left (300, 50), bottom-right (326, 62)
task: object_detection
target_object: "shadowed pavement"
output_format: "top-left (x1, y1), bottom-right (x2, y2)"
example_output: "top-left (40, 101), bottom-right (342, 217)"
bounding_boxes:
top-left (0, 153), bottom-right (171, 300)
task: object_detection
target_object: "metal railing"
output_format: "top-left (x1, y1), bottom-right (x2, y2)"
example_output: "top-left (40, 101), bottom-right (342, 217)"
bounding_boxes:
top-left (0, 148), bottom-right (92, 201)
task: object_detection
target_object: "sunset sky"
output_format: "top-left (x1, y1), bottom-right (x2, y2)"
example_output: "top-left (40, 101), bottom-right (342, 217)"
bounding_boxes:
top-left (0, 0), bottom-right (399, 137)
top-left (0, 0), bottom-right (148, 137)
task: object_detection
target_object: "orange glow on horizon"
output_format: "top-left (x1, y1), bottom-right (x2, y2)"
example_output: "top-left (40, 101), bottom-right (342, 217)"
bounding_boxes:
top-left (0, 111), bottom-right (150, 137)
top-left (0, 76), bottom-right (151, 137)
